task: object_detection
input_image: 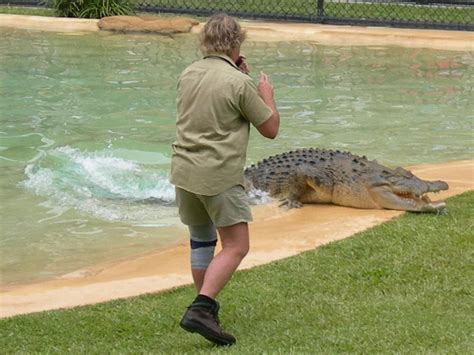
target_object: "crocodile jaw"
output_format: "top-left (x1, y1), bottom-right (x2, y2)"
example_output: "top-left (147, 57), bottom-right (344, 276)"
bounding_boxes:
top-left (370, 185), bottom-right (446, 212)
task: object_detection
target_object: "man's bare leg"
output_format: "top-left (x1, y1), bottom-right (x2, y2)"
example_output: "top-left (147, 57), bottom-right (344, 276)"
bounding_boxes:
top-left (192, 269), bottom-right (206, 292)
top-left (180, 223), bottom-right (249, 345)
top-left (198, 222), bottom-right (249, 299)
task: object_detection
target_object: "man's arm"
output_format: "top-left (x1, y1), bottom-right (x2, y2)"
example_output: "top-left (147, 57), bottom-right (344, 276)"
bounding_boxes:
top-left (256, 72), bottom-right (280, 139)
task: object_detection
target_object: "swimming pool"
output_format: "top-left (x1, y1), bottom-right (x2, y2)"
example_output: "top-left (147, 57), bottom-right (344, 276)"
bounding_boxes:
top-left (1, 27), bottom-right (472, 284)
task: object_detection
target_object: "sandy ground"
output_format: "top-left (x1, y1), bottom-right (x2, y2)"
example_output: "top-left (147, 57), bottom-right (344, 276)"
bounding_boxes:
top-left (0, 14), bottom-right (473, 51)
top-left (1, 160), bottom-right (472, 318)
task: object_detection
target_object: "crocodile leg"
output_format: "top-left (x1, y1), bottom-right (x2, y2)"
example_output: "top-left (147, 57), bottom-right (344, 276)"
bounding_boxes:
top-left (277, 174), bottom-right (307, 209)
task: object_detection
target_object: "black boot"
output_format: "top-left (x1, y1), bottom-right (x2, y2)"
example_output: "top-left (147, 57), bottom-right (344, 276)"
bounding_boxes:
top-left (179, 300), bottom-right (236, 346)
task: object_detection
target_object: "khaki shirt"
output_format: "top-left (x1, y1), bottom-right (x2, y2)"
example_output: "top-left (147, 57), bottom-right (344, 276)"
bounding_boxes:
top-left (170, 54), bottom-right (273, 195)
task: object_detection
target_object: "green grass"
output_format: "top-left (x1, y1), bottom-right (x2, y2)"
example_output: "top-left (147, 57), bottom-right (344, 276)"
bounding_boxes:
top-left (1, 1), bottom-right (473, 25)
top-left (0, 5), bottom-right (56, 16)
top-left (137, 0), bottom-right (473, 24)
top-left (1, 191), bottom-right (473, 353)
top-left (324, 3), bottom-right (473, 24)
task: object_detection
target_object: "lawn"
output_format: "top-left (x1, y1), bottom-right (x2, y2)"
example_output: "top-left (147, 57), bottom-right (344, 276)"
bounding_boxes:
top-left (0, 5), bottom-right (56, 16)
top-left (136, 0), bottom-right (473, 24)
top-left (1, 1), bottom-right (473, 25)
top-left (1, 191), bottom-right (472, 353)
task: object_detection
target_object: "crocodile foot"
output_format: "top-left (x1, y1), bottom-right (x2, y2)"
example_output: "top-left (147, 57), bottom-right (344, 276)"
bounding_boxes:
top-left (279, 198), bottom-right (303, 209)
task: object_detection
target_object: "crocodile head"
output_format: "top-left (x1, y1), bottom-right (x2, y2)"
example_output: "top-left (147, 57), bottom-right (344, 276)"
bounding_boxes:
top-left (367, 167), bottom-right (449, 212)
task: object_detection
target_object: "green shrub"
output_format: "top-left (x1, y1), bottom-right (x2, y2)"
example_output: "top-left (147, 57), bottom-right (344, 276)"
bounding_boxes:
top-left (48, 0), bottom-right (134, 18)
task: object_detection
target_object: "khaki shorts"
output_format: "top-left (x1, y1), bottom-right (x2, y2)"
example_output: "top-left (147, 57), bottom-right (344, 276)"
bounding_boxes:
top-left (175, 185), bottom-right (253, 227)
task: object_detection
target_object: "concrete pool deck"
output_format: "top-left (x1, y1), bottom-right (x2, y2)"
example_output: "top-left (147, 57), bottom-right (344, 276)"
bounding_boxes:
top-left (1, 14), bottom-right (473, 51)
top-left (1, 160), bottom-right (473, 318)
top-left (0, 14), bottom-right (473, 318)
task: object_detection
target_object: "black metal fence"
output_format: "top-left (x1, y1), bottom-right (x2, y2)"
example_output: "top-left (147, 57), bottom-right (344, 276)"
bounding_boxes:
top-left (2, 0), bottom-right (473, 31)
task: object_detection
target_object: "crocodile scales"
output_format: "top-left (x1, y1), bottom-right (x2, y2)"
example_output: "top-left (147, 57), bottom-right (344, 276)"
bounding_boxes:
top-left (244, 148), bottom-right (448, 212)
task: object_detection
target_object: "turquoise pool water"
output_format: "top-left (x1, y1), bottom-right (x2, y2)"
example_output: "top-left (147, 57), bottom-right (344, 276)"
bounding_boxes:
top-left (1, 28), bottom-right (472, 284)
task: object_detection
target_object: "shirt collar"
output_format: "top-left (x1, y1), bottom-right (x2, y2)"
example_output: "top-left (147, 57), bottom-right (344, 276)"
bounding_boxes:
top-left (203, 53), bottom-right (240, 70)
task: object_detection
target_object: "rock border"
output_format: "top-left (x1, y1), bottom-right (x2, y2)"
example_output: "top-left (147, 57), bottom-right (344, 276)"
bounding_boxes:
top-left (97, 16), bottom-right (199, 34)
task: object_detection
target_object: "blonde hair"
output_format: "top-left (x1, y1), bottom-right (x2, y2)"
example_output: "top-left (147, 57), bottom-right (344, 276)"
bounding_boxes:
top-left (200, 14), bottom-right (246, 56)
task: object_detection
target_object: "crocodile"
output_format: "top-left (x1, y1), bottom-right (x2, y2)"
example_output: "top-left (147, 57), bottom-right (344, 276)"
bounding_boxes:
top-left (244, 148), bottom-right (449, 212)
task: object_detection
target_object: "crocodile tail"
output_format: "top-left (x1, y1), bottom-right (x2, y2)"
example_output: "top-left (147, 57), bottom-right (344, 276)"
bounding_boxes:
top-left (244, 163), bottom-right (268, 191)
top-left (244, 164), bottom-right (259, 189)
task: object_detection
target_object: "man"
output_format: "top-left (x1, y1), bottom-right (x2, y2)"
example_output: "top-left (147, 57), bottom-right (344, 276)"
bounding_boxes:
top-left (170, 13), bottom-right (280, 346)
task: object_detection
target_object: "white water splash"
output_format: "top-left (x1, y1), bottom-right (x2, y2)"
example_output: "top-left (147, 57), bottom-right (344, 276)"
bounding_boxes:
top-left (247, 187), bottom-right (273, 205)
top-left (22, 146), bottom-right (177, 223)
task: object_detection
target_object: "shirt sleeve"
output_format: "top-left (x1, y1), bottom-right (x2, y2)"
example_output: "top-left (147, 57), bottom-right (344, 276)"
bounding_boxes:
top-left (239, 77), bottom-right (273, 127)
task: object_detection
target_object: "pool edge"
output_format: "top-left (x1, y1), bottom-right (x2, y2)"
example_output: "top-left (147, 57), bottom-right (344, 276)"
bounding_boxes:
top-left (0, 14), bottom-right (100, 32)
top-left (1, 14), bottom-right (473, 51)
